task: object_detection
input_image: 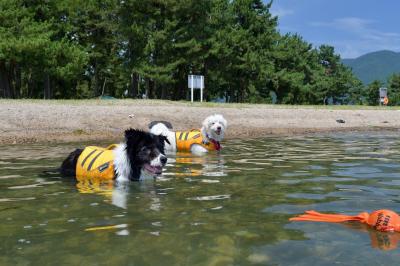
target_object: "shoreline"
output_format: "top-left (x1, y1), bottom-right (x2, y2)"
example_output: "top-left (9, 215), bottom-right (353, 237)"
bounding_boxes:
top-left (1, 99), bottom-right (399, 144)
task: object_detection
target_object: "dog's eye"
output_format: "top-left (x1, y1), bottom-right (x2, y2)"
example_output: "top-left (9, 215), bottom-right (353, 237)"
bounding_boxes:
top-left (140, 147), bottom-right (148, 152)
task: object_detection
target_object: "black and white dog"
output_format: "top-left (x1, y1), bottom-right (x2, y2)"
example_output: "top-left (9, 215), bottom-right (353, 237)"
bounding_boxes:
top-left (60, 129), bottom-right (169, 182)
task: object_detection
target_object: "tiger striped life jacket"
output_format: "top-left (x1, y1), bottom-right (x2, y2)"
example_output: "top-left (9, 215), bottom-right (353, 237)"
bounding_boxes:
top-left (175, 129), bottom-right (221, 152)
top-left (76, 144), bottom-right (118, 180)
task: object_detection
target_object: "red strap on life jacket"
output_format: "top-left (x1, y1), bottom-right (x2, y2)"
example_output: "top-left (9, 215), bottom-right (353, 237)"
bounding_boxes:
top-left (210, 139), bottom-right (221, 151)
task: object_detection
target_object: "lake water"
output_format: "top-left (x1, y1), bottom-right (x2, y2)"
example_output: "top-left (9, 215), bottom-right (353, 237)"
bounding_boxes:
top-left (1, 132), bottom-right (400, 265)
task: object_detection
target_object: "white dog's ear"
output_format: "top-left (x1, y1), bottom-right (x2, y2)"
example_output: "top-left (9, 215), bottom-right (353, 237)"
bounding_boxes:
top-left (221, 116), bottom-right (227, 128)
top-left (202, 117), bottom-right (209, 128)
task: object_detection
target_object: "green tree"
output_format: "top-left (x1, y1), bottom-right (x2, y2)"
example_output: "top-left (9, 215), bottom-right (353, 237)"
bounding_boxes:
top-left (314, 45), bottom-right (360, 104)
top-left (119, 0), bottom-right (214, 100)
top-left (270, 34), bottom-right (321, 104)
top-left (0, 0), bottom-right (87, 99)
top-left (347, 79), bottom-right (364, 105)
top-left (0, 0), bottom-right (51, 98)
top-left (65, 0), bottom-right (120, 97)
top-left (0, 0), bottom-right (367, 104)
top-left (364, 80), bottom-right (383, 105)
top-left (207, 0), bottom-right (277, 102)
top-left (387, 73), bottom-right (400, 105)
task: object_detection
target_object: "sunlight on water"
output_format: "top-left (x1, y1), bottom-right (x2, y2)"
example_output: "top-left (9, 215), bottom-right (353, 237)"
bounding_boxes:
top-left (0, 132), bottom-right (400, 265)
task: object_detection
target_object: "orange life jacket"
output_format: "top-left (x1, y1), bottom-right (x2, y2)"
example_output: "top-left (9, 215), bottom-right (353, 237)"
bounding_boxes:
top-left (76, 144), bottom-right (117, 181)
top-left (175, 129), bottom-right (221, 152)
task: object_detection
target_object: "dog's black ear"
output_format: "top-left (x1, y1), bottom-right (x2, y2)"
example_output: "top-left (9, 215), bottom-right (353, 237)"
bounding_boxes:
top-left (125, 128), bottom-right (142, 141)
top-left (160, 135), bottom-right (170, 145)
top-left (125, 128), bottom-right (137, 139)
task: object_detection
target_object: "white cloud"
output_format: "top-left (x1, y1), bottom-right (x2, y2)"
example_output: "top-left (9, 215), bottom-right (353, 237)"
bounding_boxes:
top-left (311, 39), bottom-right (400, 58)
top-left (309, 17), bottom-right (373, 31)
top-left (334, 17), bottom-right (373, 31)
top-left (310, 17), bottom-right (400, 58)
top-left (270, 6), bottom-right (294, 18)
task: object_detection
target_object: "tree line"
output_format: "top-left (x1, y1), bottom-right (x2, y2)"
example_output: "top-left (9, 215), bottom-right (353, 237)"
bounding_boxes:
top-left (0, 0), bottom-right (397, 104)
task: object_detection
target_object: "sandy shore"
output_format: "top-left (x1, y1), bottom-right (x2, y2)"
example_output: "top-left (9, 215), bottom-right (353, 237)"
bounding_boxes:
top-left (1, 99), bottom-right (399, 144)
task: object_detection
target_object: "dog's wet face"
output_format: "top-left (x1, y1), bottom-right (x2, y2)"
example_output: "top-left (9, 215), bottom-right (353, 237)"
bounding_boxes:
top-left (125, 129), bottom-right (168, 178)
top-left (202, 114), bottom-right (227, 141)
top-left (138, 142), bottom-right (167, 175)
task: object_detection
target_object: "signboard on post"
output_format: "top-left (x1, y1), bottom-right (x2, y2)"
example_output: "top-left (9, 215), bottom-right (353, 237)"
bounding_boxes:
top-left (188, 75), bottom-right (204, 102)
top-left (379, 87), bottom-right (388, 106)
top-left (379, 87), bottom-right (387, 98)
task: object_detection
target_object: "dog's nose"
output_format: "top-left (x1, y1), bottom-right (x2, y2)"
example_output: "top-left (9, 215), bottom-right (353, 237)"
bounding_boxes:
top-left (217, 126), bottom-right (221, 130)
top-left (160, 156), bottom-right (167, 165)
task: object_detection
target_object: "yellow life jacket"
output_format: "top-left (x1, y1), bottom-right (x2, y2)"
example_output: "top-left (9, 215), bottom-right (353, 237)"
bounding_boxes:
top-left (76, 144), bottom-right (118, 181)
top-left (175, 129), bottom-right (221, 152)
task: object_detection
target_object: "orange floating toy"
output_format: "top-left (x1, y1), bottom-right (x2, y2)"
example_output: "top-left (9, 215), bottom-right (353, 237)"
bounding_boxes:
top-left (290, 209), bottom-right (400, 232)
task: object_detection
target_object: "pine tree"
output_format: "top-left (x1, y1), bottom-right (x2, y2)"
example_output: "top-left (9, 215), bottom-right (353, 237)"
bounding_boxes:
top-left (387, 73), bottom-right (400, 105)
top-left (365, 80), bottom-right (383, 105)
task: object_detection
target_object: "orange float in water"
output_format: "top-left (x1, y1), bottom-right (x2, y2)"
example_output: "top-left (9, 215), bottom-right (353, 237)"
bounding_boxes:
top-left (290, 209), bottom-right (400, 232)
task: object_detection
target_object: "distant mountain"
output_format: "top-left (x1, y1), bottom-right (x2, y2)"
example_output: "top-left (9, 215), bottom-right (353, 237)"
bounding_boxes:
top-left (342, 50), bottom-right (400, 85)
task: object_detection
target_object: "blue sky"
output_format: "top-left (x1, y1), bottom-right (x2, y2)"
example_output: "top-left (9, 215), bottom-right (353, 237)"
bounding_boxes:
top-left (269, 0), bottom-right (400, 58)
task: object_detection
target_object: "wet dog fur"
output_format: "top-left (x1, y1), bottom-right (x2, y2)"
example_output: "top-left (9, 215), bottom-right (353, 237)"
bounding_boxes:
top-left (60, 129), bottom-right (169, 181)
top-left (149, 114), bottom-right (227, 153)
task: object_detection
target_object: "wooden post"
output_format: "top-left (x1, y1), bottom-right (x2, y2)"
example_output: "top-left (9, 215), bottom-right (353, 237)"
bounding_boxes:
top-left (191, 76), bottom-right (194, 102)
top-left (200, 75), bottom-right (203, 102)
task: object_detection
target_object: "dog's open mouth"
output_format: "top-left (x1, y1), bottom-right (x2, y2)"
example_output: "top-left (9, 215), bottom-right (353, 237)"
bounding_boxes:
top-left (143, 164), bottom-right (163, 175)
top-left (215, 129), bottom-right (221, 135)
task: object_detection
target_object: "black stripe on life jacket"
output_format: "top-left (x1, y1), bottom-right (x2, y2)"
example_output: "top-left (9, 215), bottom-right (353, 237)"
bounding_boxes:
top-left (81, 149), bottom-right (97, 167)
top-left (87, 151), bottom-right (104, 171)
top-left (184, 132), bottom-right (189, 140)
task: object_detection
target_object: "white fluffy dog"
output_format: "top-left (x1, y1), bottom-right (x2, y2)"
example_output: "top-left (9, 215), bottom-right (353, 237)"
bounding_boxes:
top-left (149, 114), bottom-right (227, 153)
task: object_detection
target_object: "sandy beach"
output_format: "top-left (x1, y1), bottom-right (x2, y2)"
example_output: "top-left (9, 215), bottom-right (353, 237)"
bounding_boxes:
top-left (0, 99), bottom-right (399, 144)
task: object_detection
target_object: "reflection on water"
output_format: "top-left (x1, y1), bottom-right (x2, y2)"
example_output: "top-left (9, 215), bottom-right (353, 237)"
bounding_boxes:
top-left (1, 132), bottom-right (400, 265)
top-left (344, 223), bottom-right (400, 251)
top-left (73, 152), bottom-right (227, 210)
top-left (75, 179), bottom-right (130, 209)
top-left (165, 151), bottom-right (227, 178)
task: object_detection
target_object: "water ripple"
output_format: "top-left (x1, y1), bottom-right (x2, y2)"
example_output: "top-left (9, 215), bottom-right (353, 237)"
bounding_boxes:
top-left (1, 132), bottom-right (400, 263)
top-left (187, 195), bottom-right (231, 201)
